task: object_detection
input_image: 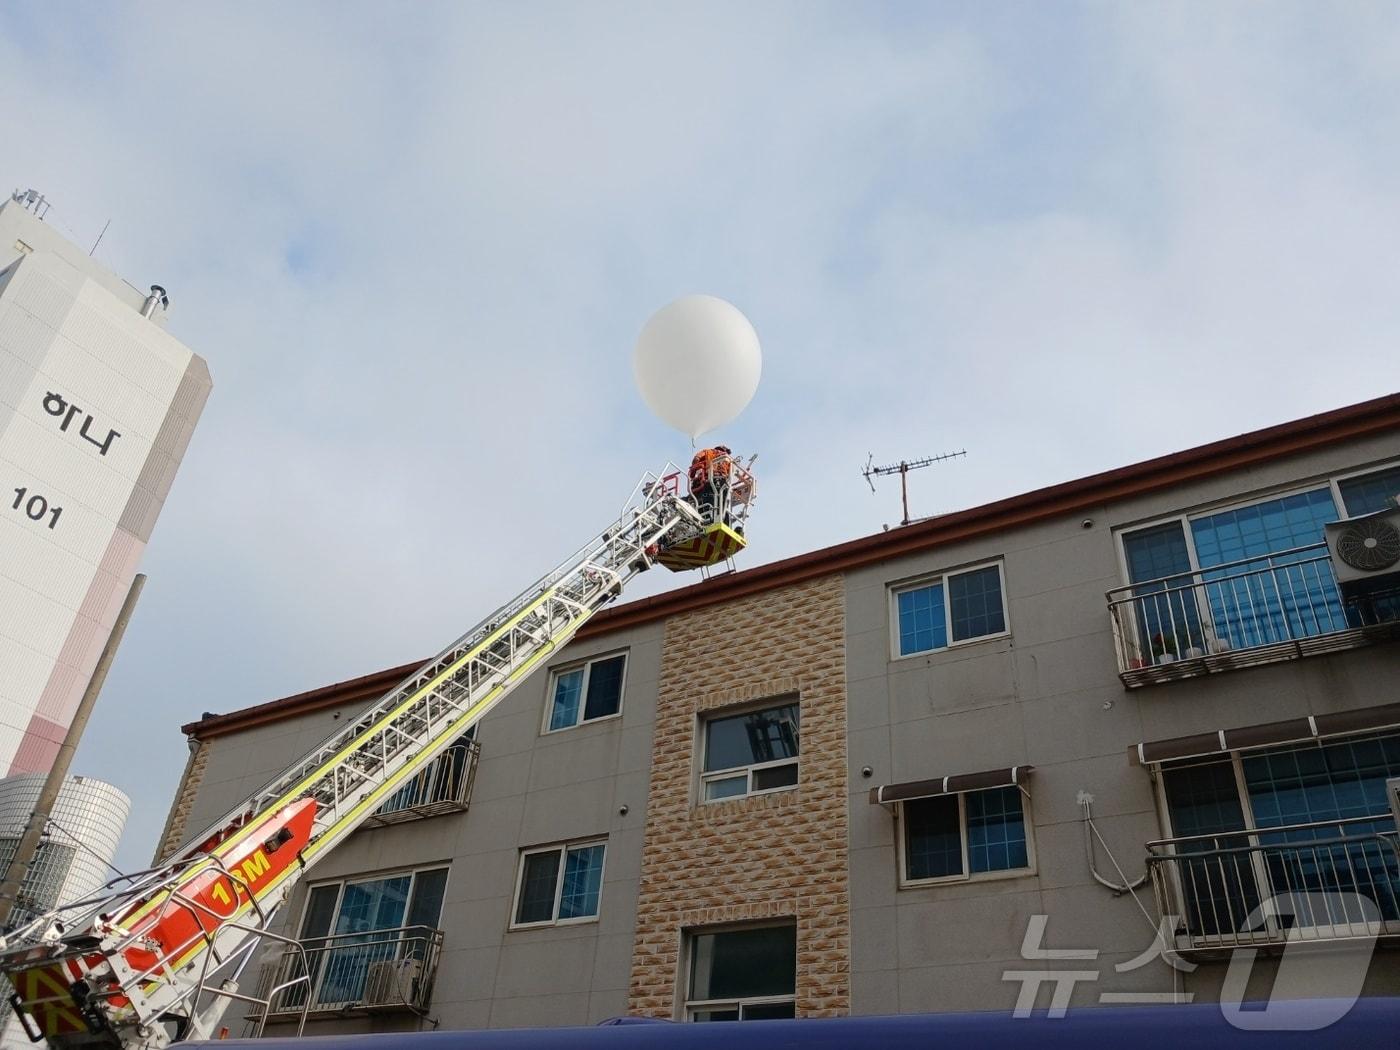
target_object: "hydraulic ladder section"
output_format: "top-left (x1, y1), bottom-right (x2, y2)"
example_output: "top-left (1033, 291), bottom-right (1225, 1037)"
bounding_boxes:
top-left (0, 464), bottom-right (726, 1050)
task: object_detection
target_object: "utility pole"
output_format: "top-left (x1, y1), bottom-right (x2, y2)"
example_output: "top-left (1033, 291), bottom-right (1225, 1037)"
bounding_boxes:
top-left (863, 450), bottom-right (967, 527)
top-left (0, 575), bottom-right (145, 928)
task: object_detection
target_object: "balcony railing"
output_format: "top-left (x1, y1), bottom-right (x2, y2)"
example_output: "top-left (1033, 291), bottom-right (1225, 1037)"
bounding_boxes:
top-left (1146, 816), bottom-right (1400, 956)
top-left (364, 740), bottom-right (480, 827)
top-left (1106, 543), bottom-right (1400, 687)
top-left (253, 924), bottom-right (444, 1021)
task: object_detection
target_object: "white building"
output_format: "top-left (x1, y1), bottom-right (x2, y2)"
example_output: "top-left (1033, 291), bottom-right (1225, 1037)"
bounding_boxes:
top-left (0, 773), bottom-right (129, 1047)
top-left (0, 192), bottom-right (211, 775)
top-left (0, 774), bottom-right (129, 928)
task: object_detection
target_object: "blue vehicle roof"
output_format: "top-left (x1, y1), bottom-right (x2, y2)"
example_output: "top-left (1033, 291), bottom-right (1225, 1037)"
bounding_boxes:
top-left (190, 998), bottom-right (1400, 1049)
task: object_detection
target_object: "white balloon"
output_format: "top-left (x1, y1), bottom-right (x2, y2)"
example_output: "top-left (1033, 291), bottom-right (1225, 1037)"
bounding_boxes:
top-left (633, 295), bottom-right (761, 440)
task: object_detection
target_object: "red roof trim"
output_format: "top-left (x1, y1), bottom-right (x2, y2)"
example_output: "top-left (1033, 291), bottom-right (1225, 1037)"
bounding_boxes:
top-left (185, 393), bottom-right (1400, 740)
top-left (181, 662), bottom-right (420, 738)
top-left (575, 392), bottom-right (1400, 633)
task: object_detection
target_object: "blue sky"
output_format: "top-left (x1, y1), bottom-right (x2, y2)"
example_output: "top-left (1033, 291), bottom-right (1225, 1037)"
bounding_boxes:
top-left (3, 2), bottom-right (1399, 870)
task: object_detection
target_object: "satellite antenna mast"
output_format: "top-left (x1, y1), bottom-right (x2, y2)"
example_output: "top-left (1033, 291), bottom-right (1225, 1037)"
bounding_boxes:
top-left (863, 449), bottom-right (967, 527)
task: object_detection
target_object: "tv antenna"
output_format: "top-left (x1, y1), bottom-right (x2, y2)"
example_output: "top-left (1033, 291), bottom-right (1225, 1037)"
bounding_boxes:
top-left (863, 449), bottom-right (967, 527)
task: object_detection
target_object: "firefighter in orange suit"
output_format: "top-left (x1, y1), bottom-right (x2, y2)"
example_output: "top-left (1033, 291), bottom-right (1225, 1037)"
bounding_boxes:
top-left (689, 445), bottom-right (732, 526)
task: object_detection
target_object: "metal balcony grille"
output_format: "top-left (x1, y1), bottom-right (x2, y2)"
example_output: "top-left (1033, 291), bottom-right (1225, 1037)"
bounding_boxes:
top-left (1107, 544), bottom-right (1400, 687)
top-left (252, 924), bottom-right (443, 1020)
top-left (364, 740), bottom-right (480, 827)
top-left (1147, 816), bottom-right (1400, 956)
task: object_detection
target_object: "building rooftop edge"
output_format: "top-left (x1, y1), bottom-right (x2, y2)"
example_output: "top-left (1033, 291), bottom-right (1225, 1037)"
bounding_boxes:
top-left (183, 391), bottom-right (1400, 741)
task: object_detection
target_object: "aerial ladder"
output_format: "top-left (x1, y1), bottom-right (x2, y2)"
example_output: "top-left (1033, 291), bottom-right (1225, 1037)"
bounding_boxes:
top-left (0, 457), bottom-right (756, 1049)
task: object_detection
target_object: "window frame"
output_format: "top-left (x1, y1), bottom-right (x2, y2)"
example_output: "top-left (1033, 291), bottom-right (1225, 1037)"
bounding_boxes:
top-left (889, 559), bottom-right (1010, 660)
top-left (1153, 729), bottom-right (1400, 841)
top-left (1114, 461), bottom-right (1400, 588)
top-left (1150, 729), bottom-right (1400, 943)
top-left (697, 699), bottom-right (801, 805)
top-left (291, 865), bottom-right (450, 1012)
top-left (297, 864), bottom-right (451, 939)
top-left (1153, 751), bottom-right (1255, 844)
top-left (895, 785), bottom-right (1036, 888)
top-left (684, 994), bottom-right (798, 1022)
top-left (1330, 460), bottom-right (1400, 518)
top-left (541, 650), bottom-right (629, 734)
top-left (1112, 465), bottom-right (1400, 661)
top-left (508, 838), bottom-right (608, 930)
top-left (682, 921), bottom-right (798, 1022)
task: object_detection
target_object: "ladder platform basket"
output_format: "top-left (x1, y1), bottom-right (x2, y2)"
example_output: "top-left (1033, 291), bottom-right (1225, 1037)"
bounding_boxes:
top-left (656, 522), bottom-right (746, 571)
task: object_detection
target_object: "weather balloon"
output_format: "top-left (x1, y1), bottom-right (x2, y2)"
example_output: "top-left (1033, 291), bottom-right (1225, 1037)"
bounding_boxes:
top-left (633, 295), bottom-right (761, 440)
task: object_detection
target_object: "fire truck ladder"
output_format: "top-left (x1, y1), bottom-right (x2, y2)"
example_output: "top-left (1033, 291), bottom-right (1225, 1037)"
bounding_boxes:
top-left (1, 464), bottom-right (725, 1049)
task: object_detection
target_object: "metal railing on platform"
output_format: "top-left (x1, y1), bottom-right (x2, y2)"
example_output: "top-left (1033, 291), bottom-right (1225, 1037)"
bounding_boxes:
top-left (366, 741), bottom-right (480, 826)
top-left (1146, 816), bottom-right (1400, 954)
top-left (1107, 544), bottom-right (1399, 686)
top-left (254, 924), bottom-right (444, 1018)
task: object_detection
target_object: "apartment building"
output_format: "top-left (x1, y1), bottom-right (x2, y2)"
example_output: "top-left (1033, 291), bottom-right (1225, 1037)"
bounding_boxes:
top-left (154, 393), bottom-right (1400, 1035)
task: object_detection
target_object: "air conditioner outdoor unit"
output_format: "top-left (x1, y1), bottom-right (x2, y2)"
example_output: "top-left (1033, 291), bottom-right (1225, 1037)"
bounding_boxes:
top-left (1324, 507), bottom-right (1400, 599)
top-left (363, 958), bottom-right (420, 1008)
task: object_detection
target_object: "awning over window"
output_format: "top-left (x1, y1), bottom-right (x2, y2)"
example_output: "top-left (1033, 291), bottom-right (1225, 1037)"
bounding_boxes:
top-left (868, 765), bottom-right (1032, 806)
top-left (1131, 702), bottom-right (1400, 765)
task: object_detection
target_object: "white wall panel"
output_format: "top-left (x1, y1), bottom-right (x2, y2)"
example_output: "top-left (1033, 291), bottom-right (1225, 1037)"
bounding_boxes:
top-left (0, 515), bottom-right (88, 608)
top-left (0, 206), bottom-right (211, 776)
top-left (0, 644), bottom-right (52, 711)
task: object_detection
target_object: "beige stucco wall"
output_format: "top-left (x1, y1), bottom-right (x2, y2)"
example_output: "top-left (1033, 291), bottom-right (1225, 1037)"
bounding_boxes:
top-left (844, 430), bottom-right (1400, 1014)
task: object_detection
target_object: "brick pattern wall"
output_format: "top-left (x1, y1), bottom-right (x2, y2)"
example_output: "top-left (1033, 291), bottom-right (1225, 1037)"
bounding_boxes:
top-left (628, 574), bottom-right (849, 1017)
top-left (152, 739), bottom-right (208, 863)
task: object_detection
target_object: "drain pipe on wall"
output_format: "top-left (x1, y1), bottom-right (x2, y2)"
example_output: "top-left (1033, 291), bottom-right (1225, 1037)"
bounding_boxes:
top-left (1079, 791), bottom-right (1193, 1005)
top-left (1078, 791), bottom-right (1149, 894)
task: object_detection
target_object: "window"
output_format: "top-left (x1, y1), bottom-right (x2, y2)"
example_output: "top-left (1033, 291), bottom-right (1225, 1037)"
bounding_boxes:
top-left (685, 924), bottom-right (796, 1021)
top-left (1118, 463), bottom-right (1400, 661)
top-left (894, 563), bottom-right (1007, 657)
top-left (900, 785), bottom-right (1031, 885)
top-left (546, 653), bottom-right (626, 732)
top-left (700, 701), bottom-right (799, 802)
top-left (511, 840), bottom-right (606, 927)
top-left (1121, 522), bottom-right (1207, 657)
top-left (293, 867), bottom-right (448, 1009)
top-left (1338, 465), bottom-right (1400, 517)
top-left (1123, 486), bottom-right (1345, 658)
top-left (1160, 732), bottom-right (1400, 936)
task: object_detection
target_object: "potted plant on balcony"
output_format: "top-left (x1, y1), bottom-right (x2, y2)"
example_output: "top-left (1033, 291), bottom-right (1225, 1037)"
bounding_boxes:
top-left (1151, 633), bottom-right (1178, 664)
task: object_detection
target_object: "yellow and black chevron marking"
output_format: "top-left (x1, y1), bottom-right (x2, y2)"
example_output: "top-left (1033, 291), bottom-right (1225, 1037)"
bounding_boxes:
top-left (11, 964), bottom-right (87, 1035)
top-left (656, 523), bottom-right (746, 571)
